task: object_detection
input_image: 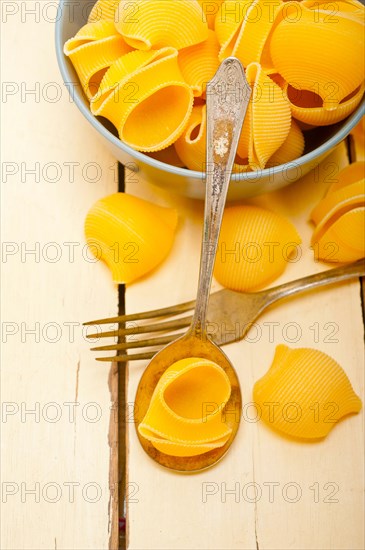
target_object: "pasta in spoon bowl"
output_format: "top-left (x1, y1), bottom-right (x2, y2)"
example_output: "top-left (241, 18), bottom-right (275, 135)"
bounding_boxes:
top-left (55, 0), bottom-right (365, 200)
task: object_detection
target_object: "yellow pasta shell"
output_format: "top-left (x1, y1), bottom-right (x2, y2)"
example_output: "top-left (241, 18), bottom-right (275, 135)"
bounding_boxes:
top-left (197, 0), bottom-right (224, 28)
top-left (270, 4), bottom-right (365, 108)
top-left (326, 161), bottom-right (365, 194)
top-left (64, 21), bottom-right (131, 99)
top-left (217, 0), bottom-right (283, 67)
top-left (350, 119), bottom-right (365, 162)
top-left (84, 193), bottom-right (178, 283)
top-left (138, 358), bottom-right (232, 457)
top-left (312, 206), bottom-right (365, 263)
top-left (214, 205), bottom-right (301, 291)
top-left (237, 63), bottom-right (292, 169)
top-left (215, 0), bottom-right (248, 50)
top-left (286, 82), bottom-right (365, 126)
top-left (178, 30), bottom-right (220, 97)
top-left (266, 119), bottom-right (305, 167)
top-left (174, 105), bottom-right (206, 171)
top-left (253, 345), bottom-right (362, 439)
top-left (88, 0), bottom-right (120, 22)
top-left (115, 0), bottom-right (208, 50)
top-left (311, 180), bottom-right (365, 226)
top-left (91, 48), bottom-right (194, 152)
top-left (303, 0), bottom-right (365, 21)
top-left (174, 105), bottom-right (250, 172)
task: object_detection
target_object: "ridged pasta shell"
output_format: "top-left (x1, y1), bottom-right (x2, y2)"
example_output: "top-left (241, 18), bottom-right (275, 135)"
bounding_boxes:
top-left (174, 105), bottom-right (250, 172)
top-left (270, 3), bottom-right (365, 108)
top-left (178, 30), bottom-right (220, 97)
top-left (88, 0), bottom-right (120, 22)
top-left (253, 345), bottom-right (362, 439)
top-left (311, 161), bottom-right (365, 262)
top-left (214, 205), bottom-right (301, 291)
top-left (197, 0), bottom-right (224, 29)
top-left (84, 193), bottom-right (178, 283)
top-left (138, 358), bottom-right (232, 457)
top-left (312, 206), bottom-right (365, 262)
top-left (90, 48), bottom-right (194, 152)
top-left (237, 63), bottom-right (292, 169)
top-left (216, 0), bottom-right (283, 68)
top-left (115, 0), bottom-right (208, 50)
top-left (311, 180), bottom-right (365, 226)
top-left (325, 161), bottom-right (365, 194)
top-left (266, 119), bottom-right (305, 167)
top-left (63, 21), bottom-right (132, 99)
top-left (303, 0), bottom-right (365, 21)
top-left (174, 105), bottom-right (206, 171)
top-left (350, 120), bottom-right (365, 162)
top-left (285, 82), bottom-right (365, 126)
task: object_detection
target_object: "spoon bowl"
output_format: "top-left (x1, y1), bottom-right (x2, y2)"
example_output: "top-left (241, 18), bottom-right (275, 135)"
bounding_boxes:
top-left (134, 58), bottom-right (251, 472)
top-left (135, 333), bottom-right (242, 472)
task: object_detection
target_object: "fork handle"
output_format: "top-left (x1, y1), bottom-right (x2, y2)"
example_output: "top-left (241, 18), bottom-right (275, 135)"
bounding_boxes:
top-left (264, 259), bottom-right (365, 304)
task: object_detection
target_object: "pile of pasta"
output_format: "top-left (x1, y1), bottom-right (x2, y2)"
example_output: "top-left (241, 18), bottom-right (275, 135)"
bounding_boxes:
top-left (65, 0), bottom-right (365, 170)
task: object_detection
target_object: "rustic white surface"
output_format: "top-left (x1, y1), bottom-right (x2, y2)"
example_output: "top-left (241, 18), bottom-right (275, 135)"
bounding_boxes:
top-left (126, 143), bottom-right (364, 550)
top-left (1, 6), bottom-right (364, 550)
top-left (1, 10), bottom-right (118, 550)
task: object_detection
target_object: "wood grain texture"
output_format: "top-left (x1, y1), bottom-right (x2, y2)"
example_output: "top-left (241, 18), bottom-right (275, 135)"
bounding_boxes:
top-left (1, 11), bottom-right (118, 550)
top-left (126, 142), bottom-right (364, 550)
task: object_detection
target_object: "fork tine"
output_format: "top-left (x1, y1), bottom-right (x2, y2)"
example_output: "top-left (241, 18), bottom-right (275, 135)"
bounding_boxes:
top-left (97, 351), bottom-right (156, 362)
top-left (86, 315), bottom-right (193, 339)
top-left (83, 299), bottom-right (195, 326)
top-left (91, 333), bottom-right (183, 352)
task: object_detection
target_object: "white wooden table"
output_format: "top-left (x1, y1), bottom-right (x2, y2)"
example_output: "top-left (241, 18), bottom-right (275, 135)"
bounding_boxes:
top-left (1, 8), bottom-right (364, 550)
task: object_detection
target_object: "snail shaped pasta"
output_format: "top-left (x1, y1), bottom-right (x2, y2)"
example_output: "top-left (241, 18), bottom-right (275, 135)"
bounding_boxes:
top-left (253, 345), bottom-right (362, 439)
top-left (138, 358), bottom-right (232, 457)
top-left (215, 0), bottom-right (283, 70)
top-left (174, 105), bottom-right (207, 171)
top-left (214, 205), bottom-right (301, 291)
top-left (90, 47), bottom-right (194, 151)
top-left (197, 0), bottom-right (224, 29)
top-left (283, 82), bottom-right (365, 126)
top-left (174, 105), bottom-right (250, 171)
top-left (115, 0), bottom-right (208, 50)
top-left (270, 2), bottom-right (365, 109)
top-left (63, 21), bottom-right (131, 99)
top-left (64, 0), bottom-right (364, 165)
top-left (178, 30), bottom-right (220, 97)
top-left (266, 119), bottom-right (305, 168)
top-left (237, 63), bottom-right (292, 169)
top-left (84, 193), bottom-right (178, 283)
top-left (302, 0), bottom-right (365, 20)
top-left (88, 0), bottom-right (120, 22)
top-left (311, 163), bottom-right (365, 263)
top-left (350, 118), bottom-right (365, 162)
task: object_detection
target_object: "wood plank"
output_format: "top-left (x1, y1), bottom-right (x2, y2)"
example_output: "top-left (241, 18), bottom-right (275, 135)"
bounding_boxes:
top-left (125, 142), bottom-right (364, 550)
top-left (1, 10), bottom-right (119, 550)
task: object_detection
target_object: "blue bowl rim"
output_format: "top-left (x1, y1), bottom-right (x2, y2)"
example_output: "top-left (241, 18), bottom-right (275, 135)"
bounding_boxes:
top-left (55, 0), bottom-right (365, 181)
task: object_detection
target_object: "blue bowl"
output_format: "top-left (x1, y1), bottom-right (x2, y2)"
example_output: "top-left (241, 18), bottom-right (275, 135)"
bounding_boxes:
top-left (55, 0), bottom-right (365, 200)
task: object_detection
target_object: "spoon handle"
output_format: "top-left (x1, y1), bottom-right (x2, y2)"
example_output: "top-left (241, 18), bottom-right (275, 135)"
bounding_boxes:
top-left (190, 58), bottom-right (251, 336)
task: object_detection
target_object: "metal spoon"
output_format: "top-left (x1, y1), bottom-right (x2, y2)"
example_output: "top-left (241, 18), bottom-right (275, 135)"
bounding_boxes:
top-left (134, 58), bottom-right (252, 472)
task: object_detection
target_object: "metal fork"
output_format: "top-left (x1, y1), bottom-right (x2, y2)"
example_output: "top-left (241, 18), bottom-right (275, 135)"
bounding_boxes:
top-left (85, 259), bottom-right (365, 362)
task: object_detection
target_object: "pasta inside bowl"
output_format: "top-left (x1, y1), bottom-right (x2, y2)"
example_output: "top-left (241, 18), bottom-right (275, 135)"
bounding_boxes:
top-left (55, 0), bottom-right (365, 200)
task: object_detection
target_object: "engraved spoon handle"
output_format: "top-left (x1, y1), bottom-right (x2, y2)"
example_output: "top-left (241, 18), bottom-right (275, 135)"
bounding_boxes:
top-left (190, 58), bottom-right (251, 336)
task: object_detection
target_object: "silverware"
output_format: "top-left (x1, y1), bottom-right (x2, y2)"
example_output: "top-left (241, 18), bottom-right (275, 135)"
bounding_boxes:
top-left (134, 57), bottom-right (250, 471)
top-left (85, 259), bottom-right (365, 362)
